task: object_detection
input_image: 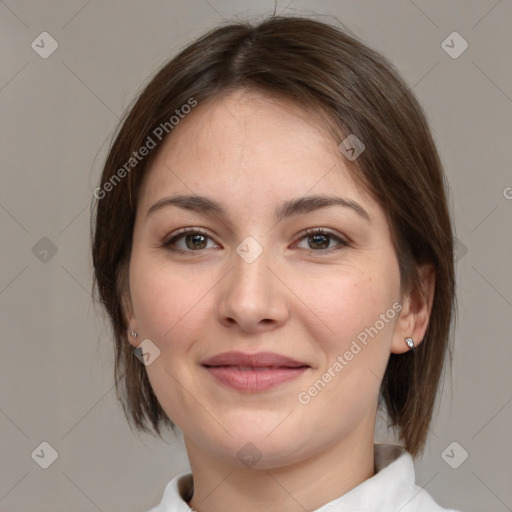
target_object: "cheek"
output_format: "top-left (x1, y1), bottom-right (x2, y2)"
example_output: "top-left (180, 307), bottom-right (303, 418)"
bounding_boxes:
top-left (128, 259), bottom-right (218, 419)
top-left (294, 273), bottom-right (399, 417)
top-left (129, 255), bottom-right (221, 360)
top-left (291, 264), bottom-right (401, 414)
top-left (292, 268), bottom-right (398, 353)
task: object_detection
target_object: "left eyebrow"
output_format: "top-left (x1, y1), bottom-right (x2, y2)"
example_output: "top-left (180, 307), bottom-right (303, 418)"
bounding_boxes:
top-left (146, 193), bottom-right (371, 223)
top-left (276, 195), bottom-right (371, 223)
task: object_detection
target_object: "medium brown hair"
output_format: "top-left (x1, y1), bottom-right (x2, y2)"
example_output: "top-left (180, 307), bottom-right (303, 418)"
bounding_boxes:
top-left (92, 15), bottom-right (455, 457)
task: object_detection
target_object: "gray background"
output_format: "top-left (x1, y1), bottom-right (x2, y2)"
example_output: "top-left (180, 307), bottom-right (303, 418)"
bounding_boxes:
top-left (1, 1), bottom-right (511, 511)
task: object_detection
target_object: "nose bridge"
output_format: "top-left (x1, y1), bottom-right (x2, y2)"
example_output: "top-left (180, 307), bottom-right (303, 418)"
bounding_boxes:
top-left (217, 235), bottom-right (288, 330)
top-left (231, 235), bottom-right (274, 301)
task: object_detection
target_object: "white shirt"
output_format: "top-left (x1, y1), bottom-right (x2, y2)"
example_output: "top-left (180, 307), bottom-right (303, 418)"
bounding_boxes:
top-left (148, 444), bottom-right (460, 511)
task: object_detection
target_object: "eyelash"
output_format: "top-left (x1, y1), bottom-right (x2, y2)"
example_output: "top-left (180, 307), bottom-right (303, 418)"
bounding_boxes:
top-left (161, 227), bottom-right (349, 256)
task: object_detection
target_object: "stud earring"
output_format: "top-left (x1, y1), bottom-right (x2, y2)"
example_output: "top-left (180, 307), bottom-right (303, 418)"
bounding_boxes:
top-left (405, 337), bottom-right (414, 349)
top-left (129, 328), bottom-right (138, 338)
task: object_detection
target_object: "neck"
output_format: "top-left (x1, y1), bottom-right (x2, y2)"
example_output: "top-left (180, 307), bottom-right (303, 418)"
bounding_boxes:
top-left (185, 425), bottom-right (376, 512)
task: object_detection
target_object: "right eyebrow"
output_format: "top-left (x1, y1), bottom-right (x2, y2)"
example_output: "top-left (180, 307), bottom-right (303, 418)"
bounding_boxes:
top-left (146, 194), bottom-right (224, 218)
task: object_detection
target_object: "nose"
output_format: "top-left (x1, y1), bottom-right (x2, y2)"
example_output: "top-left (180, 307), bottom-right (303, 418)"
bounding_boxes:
top-left (217, 243), bottom-right (289, 334)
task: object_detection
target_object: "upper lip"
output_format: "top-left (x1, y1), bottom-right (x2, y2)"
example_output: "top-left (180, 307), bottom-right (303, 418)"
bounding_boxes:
top-left (201, 351), bottom-right (309, 368)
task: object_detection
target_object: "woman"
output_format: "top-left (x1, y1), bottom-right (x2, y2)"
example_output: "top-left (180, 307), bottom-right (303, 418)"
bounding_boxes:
top-left (92, 15), bottom-right (458, 512)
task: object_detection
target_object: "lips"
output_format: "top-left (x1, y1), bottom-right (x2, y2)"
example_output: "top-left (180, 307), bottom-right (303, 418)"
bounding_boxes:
top-left (201, 351), bottom-right (310, 392)
top-left (201, 351), bottom-right (309, 369)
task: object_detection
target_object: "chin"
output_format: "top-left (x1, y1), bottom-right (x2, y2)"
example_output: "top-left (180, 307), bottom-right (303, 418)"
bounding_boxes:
top-left (196, 419), bottom-right (313, 469)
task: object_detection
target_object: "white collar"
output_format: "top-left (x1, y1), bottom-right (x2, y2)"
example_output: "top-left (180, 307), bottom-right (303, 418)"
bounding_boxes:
top-left (148, 444), bottom-right (459, 511)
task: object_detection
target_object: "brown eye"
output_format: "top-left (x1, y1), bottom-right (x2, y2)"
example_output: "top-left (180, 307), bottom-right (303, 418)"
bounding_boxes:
top-left (295, 229), bottom-right (348, 252)
top-left (185, 233), bottom-right (208, 250)
top-left (163, 229), bottom-right (219, 253)
top-left (308, 233), bottom-right (330, 250)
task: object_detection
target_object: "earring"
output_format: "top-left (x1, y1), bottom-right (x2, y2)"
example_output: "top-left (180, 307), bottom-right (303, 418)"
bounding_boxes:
top-left (405, 337), bottom-right (414, 349)
top-left (129, 328), bottom-right (138, 338)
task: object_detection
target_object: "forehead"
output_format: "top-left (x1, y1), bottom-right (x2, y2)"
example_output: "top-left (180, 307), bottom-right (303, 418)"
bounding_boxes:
top-left (138, 89), bottom-right (373, 215)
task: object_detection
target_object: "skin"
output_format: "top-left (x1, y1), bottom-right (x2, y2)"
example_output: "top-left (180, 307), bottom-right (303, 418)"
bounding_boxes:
top-left (125, 89), bottom-right (434, 512)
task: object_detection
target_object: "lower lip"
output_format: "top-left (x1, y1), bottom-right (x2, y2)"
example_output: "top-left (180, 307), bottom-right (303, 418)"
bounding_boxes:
top-left (203, 366), bottom-right (309, 392)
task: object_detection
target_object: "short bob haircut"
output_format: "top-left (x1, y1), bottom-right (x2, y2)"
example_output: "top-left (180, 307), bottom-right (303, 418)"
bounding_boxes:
top-left (92, 15), bottom-right (456, 458)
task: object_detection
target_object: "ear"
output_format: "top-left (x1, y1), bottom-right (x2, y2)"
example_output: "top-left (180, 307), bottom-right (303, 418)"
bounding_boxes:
top-left (123, 295), bottom-right (140, 348)
top-left (121, 292), bottom-right (140, 348)
top-left (391, 264), bottom-right (435, 354)
top-left (120, 266), bottom-right (139, 349)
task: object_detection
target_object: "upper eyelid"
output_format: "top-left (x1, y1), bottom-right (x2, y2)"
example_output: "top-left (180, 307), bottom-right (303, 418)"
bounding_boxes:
top-left (163, 227), bottom-right (218, 245)
top-left (300, 228), bottom-right (346, 240)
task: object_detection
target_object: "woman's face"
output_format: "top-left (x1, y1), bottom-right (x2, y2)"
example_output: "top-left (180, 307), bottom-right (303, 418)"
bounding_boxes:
top-left (127, 90), bottom-right (417, 468)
